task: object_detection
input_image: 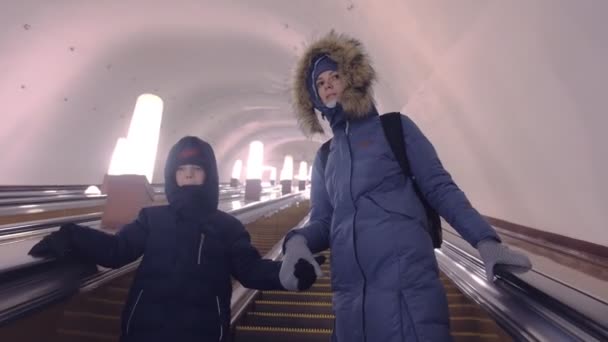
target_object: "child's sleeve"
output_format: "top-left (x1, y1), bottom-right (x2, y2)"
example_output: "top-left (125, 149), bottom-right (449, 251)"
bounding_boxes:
top-left (70, 209), bottom-right (150, 268)
top-left (228, 219), bottom-right (284, 290)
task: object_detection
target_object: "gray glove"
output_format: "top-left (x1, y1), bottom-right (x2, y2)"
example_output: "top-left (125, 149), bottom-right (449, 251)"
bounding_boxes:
top-left (280, 235), bottom-right (324, 291)
top-left (477, 239), bottom-right (532, 282)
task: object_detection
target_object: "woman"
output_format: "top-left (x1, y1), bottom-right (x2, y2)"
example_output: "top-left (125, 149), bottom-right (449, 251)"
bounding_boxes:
top-left (279, 31), bottom-right (532, 342)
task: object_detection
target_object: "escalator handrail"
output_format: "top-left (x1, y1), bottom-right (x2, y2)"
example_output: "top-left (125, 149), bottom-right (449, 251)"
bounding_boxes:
top-left (0, 213), bottom-right (103, 238)
top-left (0, 193), bottom-right (306, 327)
top-left (0, 189), bottom-right (241, 216)
top-left (0, 192), bottom-right (305, 272)
top-left (437, 240), bottom-right (608, 341)
top-left (0, 183), bottom-right (231, 192)
top-left (0, 190), bottom-right (295, 238)
top-left (0, 194), bottom-right (108, 207)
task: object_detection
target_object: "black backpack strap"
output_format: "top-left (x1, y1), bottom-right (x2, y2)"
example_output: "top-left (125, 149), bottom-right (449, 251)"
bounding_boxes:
top-left (379, 112), bottom-right (411, 177)
top-left (380, 112), bottom-right (442, 248)
top-left (319, 139), bottom-right (332, 171)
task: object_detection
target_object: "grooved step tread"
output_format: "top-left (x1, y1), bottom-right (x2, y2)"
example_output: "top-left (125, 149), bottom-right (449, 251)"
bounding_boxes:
top-left (57, 329), bottom-right (117, 340)
top-left (254, 300), bottom-right (332, 306)
top-left (247, 312), bottom-right (335, 319)
top-left (236, 325), bottom-right (332, 334)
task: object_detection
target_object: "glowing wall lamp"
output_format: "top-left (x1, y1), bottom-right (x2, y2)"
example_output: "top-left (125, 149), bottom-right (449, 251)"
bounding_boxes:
top-left (297, 161), bottom-right (308, 191)
top-left (262, 166), bottom-right (277, 186)
top-left (231, 159), bottom-right (242, 187)
top-left (245, 141), bottom-right (264, 201)
top-left (107, 94), bottom-right (163, 182)
top-left (108, 138), bottom-right (132, 176)
top-left (308, 165), bottom-right (312, 182)
top-left (280, 155), bottom-right (294, 195)
top-left (269, 167), bottom-right (277, 186)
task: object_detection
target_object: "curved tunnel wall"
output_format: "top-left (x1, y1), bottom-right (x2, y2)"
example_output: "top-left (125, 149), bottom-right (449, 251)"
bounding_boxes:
top-left (0, 1), bottom-right (606, 245)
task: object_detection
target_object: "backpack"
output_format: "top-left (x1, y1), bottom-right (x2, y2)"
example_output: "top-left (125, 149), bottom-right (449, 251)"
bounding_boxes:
top-left (318, 112), bottom-right (443, 249)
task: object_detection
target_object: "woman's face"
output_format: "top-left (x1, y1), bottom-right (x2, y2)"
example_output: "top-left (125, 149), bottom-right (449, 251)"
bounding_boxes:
top-left (316, 70), bottom-right (344, 107)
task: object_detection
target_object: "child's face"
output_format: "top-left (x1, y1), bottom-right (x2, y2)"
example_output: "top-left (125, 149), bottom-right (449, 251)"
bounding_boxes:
top-left (176, 164), bottom-right (206, 186)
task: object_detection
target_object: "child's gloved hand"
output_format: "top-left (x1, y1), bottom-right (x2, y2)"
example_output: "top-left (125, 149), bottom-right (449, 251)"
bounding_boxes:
top-left (280, 235), bottom-right (325, 291)
top-left (477, 239), bottom-right (532, 282)
top-left (292, 255), bottom-right (326, 291)
top-left (28, 223), bottom-right (77, 258)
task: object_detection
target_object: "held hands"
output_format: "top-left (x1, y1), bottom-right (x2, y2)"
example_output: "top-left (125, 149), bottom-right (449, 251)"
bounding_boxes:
top-left (477, 239), bottom-right (532, 282)
top-left (279, 235), bottom-right (326, 291)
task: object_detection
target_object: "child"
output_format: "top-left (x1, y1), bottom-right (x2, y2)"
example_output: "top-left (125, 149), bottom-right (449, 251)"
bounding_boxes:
top-left (29, 136), bottom-right (322, 342)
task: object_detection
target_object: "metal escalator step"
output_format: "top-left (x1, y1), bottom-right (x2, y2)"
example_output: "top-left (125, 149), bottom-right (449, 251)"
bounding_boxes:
top-left (258, 291), bottom-right (332, 302)
top-left (450, 317), bottom-right (498, 333)
top-left (61, 311), bottom-right (120, 336)
top-left (259, 289), bottom-right (464, 304)
top-left (95, 286), bottom-right (129, 302)
top-left (452, 331), bottom-right (502, 341)
top-left (252, 239), bottom-right (279, 247)
top-left (234, 326), bottom-right (502, 342)
top-left (445, 293), bottom-right (472, 305)
top-left (315, 276), bottom-right (331, 284)
top-left (252, 300), bottom-right (333, 315)
top-left (81, 297), bottom-right (124, 316)
top-left (308, 283), bottom-right (332, 292)
top-left (443, 284), bottom-right (461, 294)
top-left (56, 328), bottom-right (118, 341)
top-left (110, 275), bottom-right (135, 287)
top-left (448, 304), bottom-right (485, 317)
top-left (250, 240), bottom-right (280, 245)
top-left (445, 288), bottom-right (462, 295)
top-left (249, 235), bottom-right (283, 239)
top-left (242, 312), bottom-right (335, 329)
top-left (250, 240), bottom-right (279, 244)
top-left (234, 325), bottom-right (331, 342)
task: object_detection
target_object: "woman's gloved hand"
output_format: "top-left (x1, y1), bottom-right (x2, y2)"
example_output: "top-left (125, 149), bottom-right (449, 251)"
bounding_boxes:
top-left (477, 239), bottom-right (532, 282)
top-left (280, 235), bottom-right (325, 291)
top-left (28, 223), bottom-right (78, 258)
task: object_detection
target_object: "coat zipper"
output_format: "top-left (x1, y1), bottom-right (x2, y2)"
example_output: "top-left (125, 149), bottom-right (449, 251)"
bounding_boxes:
top-left (198, 233), bottom-right (205, 265)
top-left (216, 296), bottom-right (223, 341)
top-left (126, 289), bottom-right (143, 335)
top-left (345, 121), bottom-right (368, 342)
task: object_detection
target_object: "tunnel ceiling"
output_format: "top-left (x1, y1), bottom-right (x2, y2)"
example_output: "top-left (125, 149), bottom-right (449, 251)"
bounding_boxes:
top-left (1, 0), bottom-right (606, 192)
top-left (1, 0), bottom-right (485, 183)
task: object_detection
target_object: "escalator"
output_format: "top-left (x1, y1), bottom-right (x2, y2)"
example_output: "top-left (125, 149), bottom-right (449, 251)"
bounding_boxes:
top-left (2, 194), bottom-right (606, 341)
top-left (231, 251), bottom-right (512, 342)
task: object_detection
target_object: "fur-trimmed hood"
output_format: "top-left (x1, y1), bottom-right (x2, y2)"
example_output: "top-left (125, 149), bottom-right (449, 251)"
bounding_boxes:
top-left (293, 31), bottom-right (377, 136)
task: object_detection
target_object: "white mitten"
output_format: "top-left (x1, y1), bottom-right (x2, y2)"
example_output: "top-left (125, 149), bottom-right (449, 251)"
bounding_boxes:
top-left (279, 235), bottom-right (323, 291)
